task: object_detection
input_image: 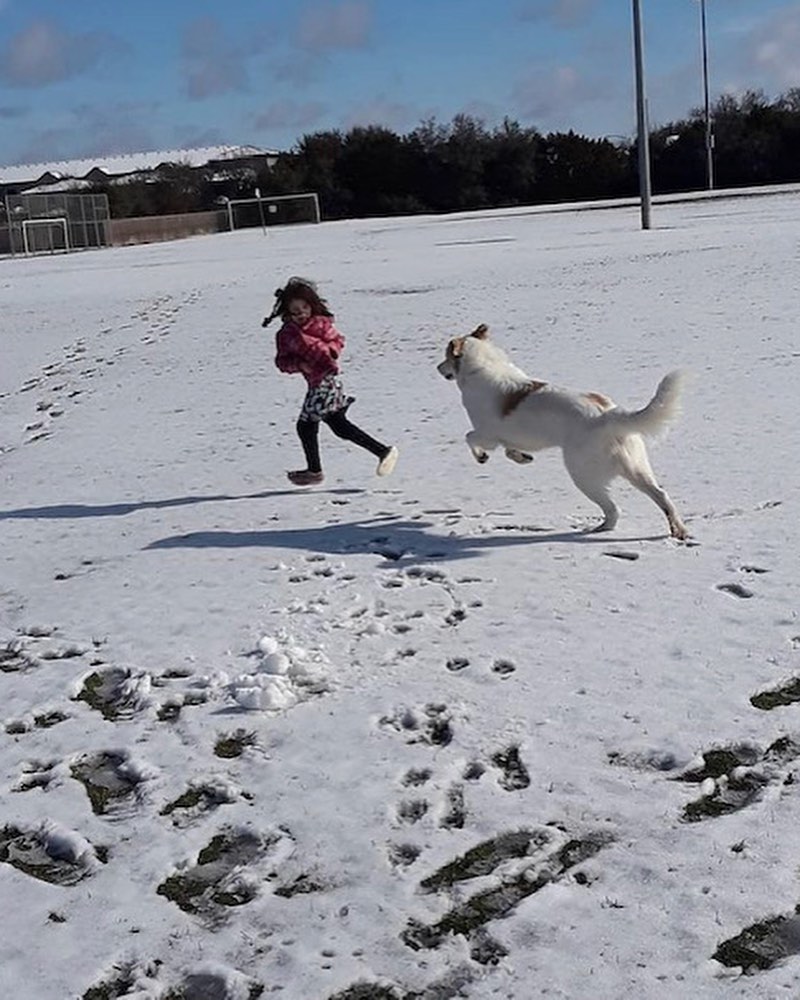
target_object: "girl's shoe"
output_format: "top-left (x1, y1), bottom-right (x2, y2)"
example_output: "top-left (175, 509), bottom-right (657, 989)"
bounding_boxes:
top-left (288, 469), bottom-right (324, 486)
top-left (376, 446), bottom-right (399, 477)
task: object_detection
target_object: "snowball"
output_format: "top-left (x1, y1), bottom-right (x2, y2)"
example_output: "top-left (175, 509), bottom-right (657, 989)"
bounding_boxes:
top-left (231, 675), bottom-right (297, 711)
top-left (232, 687), bottom-right (264, 711)
top-left (262, 651), bottom-right (290, 675)
top-left (257, 635), bottom-right (280, 656)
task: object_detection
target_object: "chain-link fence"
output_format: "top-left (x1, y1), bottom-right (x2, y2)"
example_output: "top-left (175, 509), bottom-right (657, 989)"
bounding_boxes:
top-left (2, 192), bottom-right (110, 255)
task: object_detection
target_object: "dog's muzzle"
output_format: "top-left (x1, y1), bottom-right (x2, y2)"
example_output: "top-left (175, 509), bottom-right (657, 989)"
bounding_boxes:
top-left (437, 360), bottom-right (455, 380)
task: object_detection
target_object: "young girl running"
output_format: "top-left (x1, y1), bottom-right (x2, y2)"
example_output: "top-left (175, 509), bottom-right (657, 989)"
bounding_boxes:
top-left (263, 277), bottom-right (398, 486)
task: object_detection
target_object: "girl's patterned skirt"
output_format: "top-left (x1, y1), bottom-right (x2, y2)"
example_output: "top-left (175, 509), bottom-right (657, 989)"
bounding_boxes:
top-left (299, 374), bottom-right (353, 421)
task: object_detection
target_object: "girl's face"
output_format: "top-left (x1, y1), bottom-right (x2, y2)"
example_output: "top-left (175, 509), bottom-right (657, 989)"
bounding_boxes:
top-left (287, 298), bottom-right (312, 324)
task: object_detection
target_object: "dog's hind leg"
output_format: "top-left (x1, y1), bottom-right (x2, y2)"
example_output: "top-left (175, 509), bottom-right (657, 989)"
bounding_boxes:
top-left (575, 481), bottom-right (620, 533)
top-left (563, 451), bottom-right (620, 532)
top-left (623, 467), bottom-right (687, 539)
top-left (505, 447), bottom-right (534, 464)
top-left (618, 438), bottom-right (688, 540)
top-left (562, 445), bottom-right (620, 532)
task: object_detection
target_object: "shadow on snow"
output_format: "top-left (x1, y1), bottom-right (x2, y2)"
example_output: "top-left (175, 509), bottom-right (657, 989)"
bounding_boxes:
top-left (0, 488), bottom-right (364, 521)
top-left (144, 516), bottom-right (664, 564)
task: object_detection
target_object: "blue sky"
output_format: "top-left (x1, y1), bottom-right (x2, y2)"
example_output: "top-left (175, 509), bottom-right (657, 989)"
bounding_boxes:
top-left (1, 0), bottom-right (799, 167)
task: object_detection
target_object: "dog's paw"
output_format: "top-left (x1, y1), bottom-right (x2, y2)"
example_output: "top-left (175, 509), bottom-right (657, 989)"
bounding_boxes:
top-left (505, 448), bottom-right (533, 464)
top-left (470, 450), bottom-right (490, 464)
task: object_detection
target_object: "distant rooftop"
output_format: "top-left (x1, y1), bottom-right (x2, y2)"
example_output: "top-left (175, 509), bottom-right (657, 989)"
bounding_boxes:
top-left (0, 144), bottom-right (280, 185)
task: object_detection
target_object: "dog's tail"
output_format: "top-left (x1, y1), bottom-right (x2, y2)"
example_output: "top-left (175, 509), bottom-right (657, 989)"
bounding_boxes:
top-left (600, 370), bottom-right (686, 438)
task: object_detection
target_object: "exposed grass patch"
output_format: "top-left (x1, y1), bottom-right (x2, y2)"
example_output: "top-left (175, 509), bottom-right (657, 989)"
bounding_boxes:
top-left (405, 830), bottom-right (611, 952)
top-left (34, 710), bottom-right (69, 728)
top-left (274, 872), bottom-right (326, 898)
top-left (159, 783), bottom-right (238, 826)
top-left (214, 729), bottom-right (256, 758)
top-left (73, 668), bottom-right (140, 720)
top-left (156, 702), bottom-right (181, 722)
top-left (82, 964), bottom-right (137, 1000)
top-left (421, 829), bottom-right (546, 894)
top-left (0, 824), bottom-right (101, 886)
top-left (71, 752), bottom-right (141, 816)
top-left (327, 984), bottom-right (403, 1000)
top-left (678, 745), bottom-right (760, 782)
top-left (682, 771), bottom-right (768, 822)
top-left (388, 843), bottom-right (421, 868)
top-left (713, 907), bottom-right (800, 973)
top-left (157, 827), bottom-right (289, 921)
top-left (0, 640), bottom-right (37, 673)
top-left (440, 784), bottom-right (465, 829)
top-left (677, 739), bottom-right (800, 822)
top-left (490, 745), bottom-right (530, 790)
top-left (751, 678), bottom-right (800, 711)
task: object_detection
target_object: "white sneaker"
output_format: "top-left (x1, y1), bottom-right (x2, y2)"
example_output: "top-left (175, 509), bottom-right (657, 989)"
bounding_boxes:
top-left (376, 445), bottom-right (398, 477)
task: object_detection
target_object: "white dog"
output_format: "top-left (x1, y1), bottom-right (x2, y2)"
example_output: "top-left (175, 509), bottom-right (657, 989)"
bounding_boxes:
top-left (437, 324), bottom-right (688, 539)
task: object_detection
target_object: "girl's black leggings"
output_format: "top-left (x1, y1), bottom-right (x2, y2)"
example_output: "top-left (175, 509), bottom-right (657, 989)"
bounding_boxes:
top-left (297, 411), bottom-right (387, 473)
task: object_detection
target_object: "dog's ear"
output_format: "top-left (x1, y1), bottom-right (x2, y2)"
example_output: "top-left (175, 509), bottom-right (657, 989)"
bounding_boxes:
top-left (470, 324), bottom-right (489, 340)
top-left (449, 336), bottom-right (465, 358)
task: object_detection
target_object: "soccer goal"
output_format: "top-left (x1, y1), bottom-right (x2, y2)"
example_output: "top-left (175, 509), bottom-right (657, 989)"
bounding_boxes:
top-left (226, 192), bottom-right (321, 231)
top-left (22, 217), bottom-right (70, 254)
top-left (5, 192), bottom-right (110, 256)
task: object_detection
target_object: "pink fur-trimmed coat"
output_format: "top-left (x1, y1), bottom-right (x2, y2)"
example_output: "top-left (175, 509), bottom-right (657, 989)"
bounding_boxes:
top-left (274, 315), bottom-right (345, 388)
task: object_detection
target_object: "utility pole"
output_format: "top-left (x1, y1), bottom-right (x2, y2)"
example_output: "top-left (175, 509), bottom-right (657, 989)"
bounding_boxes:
top-left (632, 0), bottom-right (652, 229)
top-left (700, 0), bottom-right (714, 189)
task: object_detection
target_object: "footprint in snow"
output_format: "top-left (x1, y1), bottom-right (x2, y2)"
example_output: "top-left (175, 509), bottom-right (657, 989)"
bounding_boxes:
top-left (672, 737), bottom-right (800, 822)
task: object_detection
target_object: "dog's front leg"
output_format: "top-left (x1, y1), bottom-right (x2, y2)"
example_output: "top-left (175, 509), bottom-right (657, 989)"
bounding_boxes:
top-left (466, 430), bottom-right (496, 464)
top-left (505, 447), bottom-right (534, 464)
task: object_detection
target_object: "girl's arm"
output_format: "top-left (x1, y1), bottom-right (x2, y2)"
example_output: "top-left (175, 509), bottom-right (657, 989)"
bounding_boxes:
top-left (307, 317), bottom-right (345, 359)
top-left (275, 327), bottom-right (302, 373)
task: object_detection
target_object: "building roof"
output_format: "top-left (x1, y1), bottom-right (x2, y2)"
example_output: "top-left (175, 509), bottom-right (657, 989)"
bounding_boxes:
top-left (0, 144), bottom-right (279, 185)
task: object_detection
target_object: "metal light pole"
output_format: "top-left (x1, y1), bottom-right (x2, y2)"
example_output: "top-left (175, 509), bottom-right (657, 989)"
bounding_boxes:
top-left (699, 0), bottom-right (714, 189)
top-left (632, 0), bottom-right (652, 229)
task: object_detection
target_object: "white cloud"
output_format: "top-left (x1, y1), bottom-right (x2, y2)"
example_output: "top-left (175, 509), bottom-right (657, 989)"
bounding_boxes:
top-left (254, 99), bottom-right (327, 131)
top-left (512, 64), bottom-right (607, 128)
top-left (748, 8), bottom-right (800, 89)
top-left (0, 19), bottom-right (115, 87)
top-left (297, 1), bottom-right (372, 53)
top-left (181, 18), bottom-right (249, 100)
top-left (516, 0), bottom-right (598, 29)
top-left (341, 98), bottom-right (421, 133)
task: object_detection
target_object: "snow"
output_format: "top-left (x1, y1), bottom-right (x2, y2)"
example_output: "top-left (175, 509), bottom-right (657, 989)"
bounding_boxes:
top-left (2, 191), bottom-right (800, 999)
top-left (0, 144), bottom-right (278, 184)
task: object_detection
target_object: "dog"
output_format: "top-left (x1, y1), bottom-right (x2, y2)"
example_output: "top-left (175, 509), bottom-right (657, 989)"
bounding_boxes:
top-left (437, 324), bottom-right (688, 539)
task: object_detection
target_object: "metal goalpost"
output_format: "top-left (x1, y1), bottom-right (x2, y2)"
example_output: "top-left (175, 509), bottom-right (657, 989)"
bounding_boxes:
top-left (225, 192), bottom-right (321, 232)
top-left (22, 217), bottom-right (70, 254)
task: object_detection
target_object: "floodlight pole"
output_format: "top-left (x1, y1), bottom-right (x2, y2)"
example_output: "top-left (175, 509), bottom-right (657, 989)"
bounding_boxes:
top-left (4, 194), bottom-right (16, 257)
top-left (699, 0), bottom-right (714, 189)
top-left (632, 0), bottom-right (652, 229)
top-left (255, 187), bottom-right (267, 235)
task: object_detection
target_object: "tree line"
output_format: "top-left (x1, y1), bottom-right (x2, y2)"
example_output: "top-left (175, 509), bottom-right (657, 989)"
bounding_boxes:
top-left (89, 88), bottom-right (800, 221)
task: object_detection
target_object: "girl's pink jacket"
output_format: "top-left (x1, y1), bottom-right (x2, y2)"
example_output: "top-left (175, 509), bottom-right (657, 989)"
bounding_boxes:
top-left (274, 315), bottom-right (345, 388)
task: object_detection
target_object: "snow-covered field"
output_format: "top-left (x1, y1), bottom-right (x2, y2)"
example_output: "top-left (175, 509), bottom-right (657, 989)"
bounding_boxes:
top-left (2, 191), bottom-right (799, 1000)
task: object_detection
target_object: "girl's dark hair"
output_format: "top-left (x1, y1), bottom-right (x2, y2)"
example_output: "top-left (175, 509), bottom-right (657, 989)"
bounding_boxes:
top-left (263, 276), bottom-right (333, 325)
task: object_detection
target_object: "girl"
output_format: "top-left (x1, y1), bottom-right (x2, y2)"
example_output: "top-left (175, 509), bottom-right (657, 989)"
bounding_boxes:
top-left (264, 277), bottom-right (398, 486)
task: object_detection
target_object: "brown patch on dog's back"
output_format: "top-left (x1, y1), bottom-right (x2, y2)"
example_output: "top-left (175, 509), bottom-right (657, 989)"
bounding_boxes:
top-left (582, 391), bottom-right (615, 412)
top-left (501, 379), bottom-right (548, 417)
